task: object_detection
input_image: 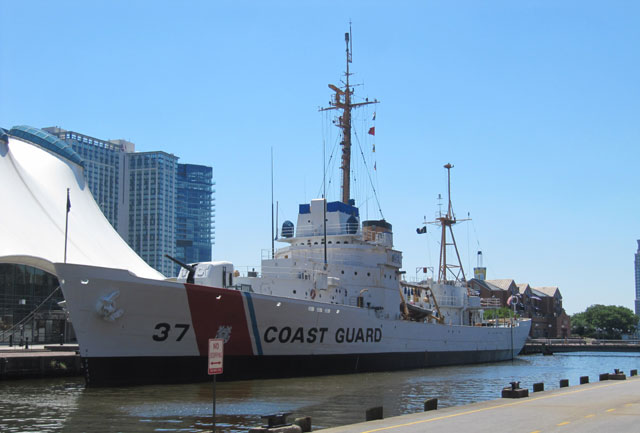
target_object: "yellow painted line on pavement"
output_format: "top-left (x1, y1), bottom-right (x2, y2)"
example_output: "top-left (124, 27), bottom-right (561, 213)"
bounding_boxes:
top-left (585, 414), bottom-right (595, 418)
top-left (606, 409), bottom-right (616, 412)
top-left (529, 430), bottom-right (541, 433)
top-left (557, 421), bottom-right (570, 426)
top-left (359, 379), bottom-right (633, 433)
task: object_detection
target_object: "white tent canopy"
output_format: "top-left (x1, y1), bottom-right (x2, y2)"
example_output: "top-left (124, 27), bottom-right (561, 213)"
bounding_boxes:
top-left (0, 129), bottom-right (164, 280)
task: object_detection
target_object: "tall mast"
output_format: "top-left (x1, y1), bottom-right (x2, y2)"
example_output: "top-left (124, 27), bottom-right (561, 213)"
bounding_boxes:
top-left (426, 163), bottom-right (469, 284)
top-left (320, 26), bottom-right (378, 205)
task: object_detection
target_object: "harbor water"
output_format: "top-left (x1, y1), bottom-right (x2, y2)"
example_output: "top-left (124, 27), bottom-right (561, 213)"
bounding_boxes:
top-left (1, 352), bottom-right (639, 432)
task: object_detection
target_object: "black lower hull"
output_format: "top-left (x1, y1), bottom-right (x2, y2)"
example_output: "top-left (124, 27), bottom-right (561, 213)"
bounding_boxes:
top-left (83, 349), bottom-right (514, 387)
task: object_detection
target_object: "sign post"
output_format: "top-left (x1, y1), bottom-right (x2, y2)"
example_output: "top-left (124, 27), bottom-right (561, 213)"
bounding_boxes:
top-left (208, 338), bottom-right (224, 431)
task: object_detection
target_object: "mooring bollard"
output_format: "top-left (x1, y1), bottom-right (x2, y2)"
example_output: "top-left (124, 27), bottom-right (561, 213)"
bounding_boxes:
top-left (580, 376), bottom-right (589, 384)
top-left (559, 379), bottom-right (569, 388)
top-left (502, 381), bottom-right (528, 399)
top-left (365, 406), bottom-right (383, 421)
top-left (599, 373), bottom-right (609, 381)
top-left (630, 369), bottom-right (638, 377)
top-left (249, 413), bottom-right (301, 433)
top-left (609, 369), bottom-right (626, 380)
top-left (532, 382), bottom-right (544, 392)
top-left (424, 398), bottom-right (438, 411)
top-left (262, 413), bottom-right (292, 428)
top-left (293, 416), bottom-right (311, 433)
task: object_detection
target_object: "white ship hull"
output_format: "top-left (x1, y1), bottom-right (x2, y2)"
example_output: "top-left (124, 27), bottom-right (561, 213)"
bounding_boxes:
top-left (56, 262), bottom-right (531, 386)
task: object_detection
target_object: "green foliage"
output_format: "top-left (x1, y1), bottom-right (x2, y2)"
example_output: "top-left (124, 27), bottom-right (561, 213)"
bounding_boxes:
top-left (483, 307), bottom-right (515, 320)
top-left (571, 304), bottom-right (639, 339)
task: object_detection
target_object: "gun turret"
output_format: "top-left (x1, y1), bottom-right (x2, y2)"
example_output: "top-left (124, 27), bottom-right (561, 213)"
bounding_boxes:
top-left (165, 254), bottom-right (197, 284)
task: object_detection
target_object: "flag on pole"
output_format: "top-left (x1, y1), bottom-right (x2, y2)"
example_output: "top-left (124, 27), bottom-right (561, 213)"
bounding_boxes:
top-left (374, 162), bottom-right (377, 171)
top-left (368, 127), bottom-right (375, 136)
top-left (372, 144), bottom-right (375, 153)
top-left (64, 188), bottom-right (70, 263)
top-left (372, 112), bottom-right (376, 121)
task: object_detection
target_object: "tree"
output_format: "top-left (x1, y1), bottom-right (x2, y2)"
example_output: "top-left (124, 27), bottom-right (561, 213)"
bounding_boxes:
top-left (483, 307), bottom-right (514, 320)
top-left (571, 305), bottom-right (639, 339)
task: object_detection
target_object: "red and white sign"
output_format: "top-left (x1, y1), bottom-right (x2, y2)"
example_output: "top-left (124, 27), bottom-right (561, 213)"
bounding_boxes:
top-left (208, 338), bottom-right (224, 375)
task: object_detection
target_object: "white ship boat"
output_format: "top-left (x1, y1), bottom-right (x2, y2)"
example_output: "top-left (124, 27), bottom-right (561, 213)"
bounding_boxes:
top-left (52, 31), bottom-right (530, 386)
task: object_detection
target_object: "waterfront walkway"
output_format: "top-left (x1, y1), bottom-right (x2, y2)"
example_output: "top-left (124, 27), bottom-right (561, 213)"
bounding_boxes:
top-left (320, 375), bottom-right (640, 433)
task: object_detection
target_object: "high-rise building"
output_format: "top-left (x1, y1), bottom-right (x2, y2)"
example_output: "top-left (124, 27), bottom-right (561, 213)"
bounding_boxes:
top-left (43, 127), bottom-right (134, 237)
top-left (176, 164), bottom-right (215, 273)
top-left (635, 240), bottom-right (640, 316)
top-left (128, 152), bottom-right (179, 276)
top-left (41, 127), bottom-right (214, 277)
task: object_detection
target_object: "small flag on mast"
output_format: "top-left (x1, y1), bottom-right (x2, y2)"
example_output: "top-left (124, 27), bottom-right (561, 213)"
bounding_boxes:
top-left (372, 144), bottom-right (375, 153)
top-left (368, 127), bottom-right (375, 136)
top-left (372, 112), bottom-right (376, 121)
top-left (66, 189), bottom-right (71, 213)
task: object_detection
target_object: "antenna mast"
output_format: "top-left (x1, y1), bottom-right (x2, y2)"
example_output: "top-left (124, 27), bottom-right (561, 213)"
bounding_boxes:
top-left (320, 25), bottom-right (378, 205)
top-left (425, 163), bottom-right (470, 284)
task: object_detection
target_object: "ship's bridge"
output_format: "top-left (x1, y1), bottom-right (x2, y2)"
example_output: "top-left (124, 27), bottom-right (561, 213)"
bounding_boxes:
top-left (279, 198), bottom-right (393, 248)
top-left (294, 199), bottom-right (360, 237)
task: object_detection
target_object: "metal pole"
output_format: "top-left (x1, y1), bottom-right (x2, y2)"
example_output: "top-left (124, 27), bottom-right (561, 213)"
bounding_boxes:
top-left (212, 374), bottom-right (217, 432)
top-left (64, 188), bottom-right (70, 263)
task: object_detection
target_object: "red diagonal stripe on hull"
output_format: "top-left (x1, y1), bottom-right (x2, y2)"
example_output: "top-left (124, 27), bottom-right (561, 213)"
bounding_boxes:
top-left (184, 284), bottom-right (254, 356)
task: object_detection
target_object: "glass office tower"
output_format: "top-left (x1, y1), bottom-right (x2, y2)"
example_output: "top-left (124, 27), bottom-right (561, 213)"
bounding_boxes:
top-left (176, 164), bottom-right (215, 273)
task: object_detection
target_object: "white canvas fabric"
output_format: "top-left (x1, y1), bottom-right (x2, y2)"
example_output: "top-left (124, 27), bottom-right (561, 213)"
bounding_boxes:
top-left (0, 135), bottom-right (164, 280)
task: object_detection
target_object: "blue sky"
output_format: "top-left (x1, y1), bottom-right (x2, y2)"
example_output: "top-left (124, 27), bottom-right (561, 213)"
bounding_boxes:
top-left (2, 1), bottom-right (639, 314)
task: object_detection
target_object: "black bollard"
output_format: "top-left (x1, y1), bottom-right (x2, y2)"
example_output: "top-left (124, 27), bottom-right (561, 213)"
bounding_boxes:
top-left (610, 369), bottom-right (626, 380)
top-left (424, 398), bottom-right (438, 411)
top-left (580, 376), bottom-right (589, 384)
top-left (631, 369), bottom-right (637, 377)
top-left (599, 373), bottom-right (609, 381)
top-left (365, 406), bottom-right (383, 421)
top-left (25, 337), bottom-right (29, 350)
top-left (9, 335), bottom-right (12, 347)
top-left (532, 382), bottom-right (544, 392)
top-left (559, 379), bottom-right (569, 388)
top-left (293, 417), bottom-right (311, 433)
top-left (261, 413), bottom-right (292, 429)
top-left (502, 381), bottom-right (528, 398)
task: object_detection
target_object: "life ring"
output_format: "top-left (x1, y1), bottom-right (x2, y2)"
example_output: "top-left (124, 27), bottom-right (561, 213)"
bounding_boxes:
top-left (310, 289), bottom-right (316, 300)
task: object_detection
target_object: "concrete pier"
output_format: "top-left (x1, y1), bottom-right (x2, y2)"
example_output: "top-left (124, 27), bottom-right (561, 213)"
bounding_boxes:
top-left (319, 375), bottom-right (640, 433)
top-left (0, 344), bottom-right (82, 380)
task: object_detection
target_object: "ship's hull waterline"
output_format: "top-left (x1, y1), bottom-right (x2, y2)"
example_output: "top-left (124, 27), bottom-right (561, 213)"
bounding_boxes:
top-left (57, 263), bottom-right (531, 387)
